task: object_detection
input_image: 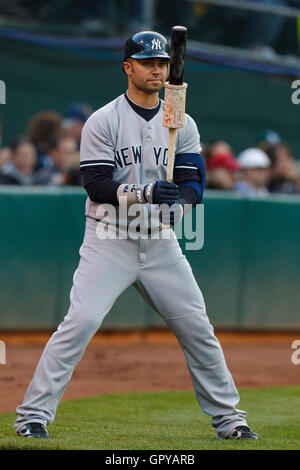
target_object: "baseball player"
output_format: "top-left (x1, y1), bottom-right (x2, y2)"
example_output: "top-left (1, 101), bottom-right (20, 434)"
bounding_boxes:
top-left (14, 31), bottom-right (259, 441)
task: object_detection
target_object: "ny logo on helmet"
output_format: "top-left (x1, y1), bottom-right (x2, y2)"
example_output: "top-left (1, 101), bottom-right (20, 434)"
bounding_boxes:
top-left (151, 38), bottom-right (161, 50)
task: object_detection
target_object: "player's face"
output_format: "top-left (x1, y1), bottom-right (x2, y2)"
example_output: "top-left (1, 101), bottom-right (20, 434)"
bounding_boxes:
top-left (125, 58), bottom-right (169, 94)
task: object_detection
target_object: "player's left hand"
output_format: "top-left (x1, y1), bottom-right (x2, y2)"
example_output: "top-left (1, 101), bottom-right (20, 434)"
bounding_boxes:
top-left (159, 203), bottom-right (184, 226)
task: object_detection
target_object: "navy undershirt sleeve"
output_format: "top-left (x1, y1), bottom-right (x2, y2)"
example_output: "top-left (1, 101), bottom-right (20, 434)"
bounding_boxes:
top-left (81, 165), bottom-right (120, 205)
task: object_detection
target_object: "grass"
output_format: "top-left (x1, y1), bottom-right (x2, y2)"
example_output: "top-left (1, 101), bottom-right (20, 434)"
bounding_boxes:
top-left (0, 386), bottom-right (300, 450)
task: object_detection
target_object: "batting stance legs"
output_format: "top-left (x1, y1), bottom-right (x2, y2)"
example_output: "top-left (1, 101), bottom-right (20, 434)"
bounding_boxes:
top-left (134, 237), bottom-right (247, 438)
top-left (15, 217), bottom-right (247, 439)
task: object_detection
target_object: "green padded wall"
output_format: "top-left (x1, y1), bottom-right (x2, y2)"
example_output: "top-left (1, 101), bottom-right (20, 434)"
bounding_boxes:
top-left (0, 187), bottom-right (299, 331)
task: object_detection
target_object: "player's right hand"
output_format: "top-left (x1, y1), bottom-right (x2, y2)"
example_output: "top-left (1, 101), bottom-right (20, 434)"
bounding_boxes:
top-left (144, 180), bottom-right (180, 205)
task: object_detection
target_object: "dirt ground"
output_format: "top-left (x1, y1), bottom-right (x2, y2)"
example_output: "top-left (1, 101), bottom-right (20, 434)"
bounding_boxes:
top-left (0, 330), bottom-right (299, 412)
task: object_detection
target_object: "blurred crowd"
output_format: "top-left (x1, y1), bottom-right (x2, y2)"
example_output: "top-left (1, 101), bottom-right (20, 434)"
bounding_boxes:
top-left (203, 132), bottom-right (300, 196)
top-left (0, 106), bottom-right (299, 196)
top-left (0, 103), bottom-right (92, 187)
top-left (0, 0), bottom-right (148, 33)
top-left (0, 0), bottom-right (299, 56)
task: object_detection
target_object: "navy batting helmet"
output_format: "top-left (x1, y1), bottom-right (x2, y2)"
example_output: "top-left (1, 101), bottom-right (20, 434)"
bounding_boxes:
top-left (123, 31), bottom-right (170, 61)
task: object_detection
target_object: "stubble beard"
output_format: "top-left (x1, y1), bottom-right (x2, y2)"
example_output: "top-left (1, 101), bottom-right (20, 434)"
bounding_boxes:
top-left (133, 79), bottom-right (164, 95)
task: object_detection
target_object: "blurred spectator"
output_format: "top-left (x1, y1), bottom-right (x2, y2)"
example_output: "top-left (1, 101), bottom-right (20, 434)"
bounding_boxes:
top-left (255, 128), bottom-right (281, 152)
top-left (204, 139), bottom-right (234, 169)
top-left (235, 148), bottom-right (271, 195)
top-left (265, 143), bottom-right (299, 194)
top-left (206, 140), bottom-right (233, 157)
top-left (63, 151), bottom-right (81, 186)
top-left (205, 140), bottom-right (239, 190)
top-left (295, 161), bottom-right (300, 194)
top-left (0, 146), bottom-right (13, 169)
top-left (62, 102), bottom-right (92, 150)
top-left (34, 135), bottom-right (78, 185)
top-left (206, 150), bottom-right (240, 190)
top-left (27, 110), bottom-right (62, 170)
top-left (0, 136), bottom-right (36, 185)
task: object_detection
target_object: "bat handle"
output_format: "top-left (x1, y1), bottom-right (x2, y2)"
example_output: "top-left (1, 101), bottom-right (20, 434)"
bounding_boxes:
top-left (160, 128), bottom-right (178, 230)
top-left (166, 128), bottom-right (178, 183)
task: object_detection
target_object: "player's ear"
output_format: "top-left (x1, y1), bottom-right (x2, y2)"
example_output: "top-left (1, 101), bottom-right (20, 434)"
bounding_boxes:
top-left (123, 61), bottom-right (132, 76)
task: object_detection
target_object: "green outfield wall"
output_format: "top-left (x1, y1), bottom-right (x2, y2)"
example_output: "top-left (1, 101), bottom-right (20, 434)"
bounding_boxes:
top-left (0, 187), bottom-right (299, 331)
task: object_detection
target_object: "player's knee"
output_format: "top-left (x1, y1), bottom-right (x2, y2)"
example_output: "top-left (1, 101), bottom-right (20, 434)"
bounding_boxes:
top-left (80, 312), bottom-right (101, 337)
top-left (65, 306), bottom-right (102, 340)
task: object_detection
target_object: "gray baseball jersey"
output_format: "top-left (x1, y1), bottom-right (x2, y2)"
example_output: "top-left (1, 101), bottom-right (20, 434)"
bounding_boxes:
top-left (80, 93), bottom-right (201, 229)
top-left (14, 92), bottom-right (248, 439)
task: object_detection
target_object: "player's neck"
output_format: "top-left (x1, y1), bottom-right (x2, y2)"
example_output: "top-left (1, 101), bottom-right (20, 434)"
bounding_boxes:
top-left (127, 88), bottom-right (159, 108)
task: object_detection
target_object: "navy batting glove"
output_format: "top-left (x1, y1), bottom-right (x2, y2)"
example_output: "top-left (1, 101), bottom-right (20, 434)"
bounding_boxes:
top-left (144, 180), bottom-right (179, 205)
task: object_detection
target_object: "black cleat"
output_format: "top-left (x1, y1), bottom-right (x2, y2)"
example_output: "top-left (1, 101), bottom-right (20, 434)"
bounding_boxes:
top-left (225, 425), bottom-right (259, 440)
top-left (17, 422), bottom-right (50, 438)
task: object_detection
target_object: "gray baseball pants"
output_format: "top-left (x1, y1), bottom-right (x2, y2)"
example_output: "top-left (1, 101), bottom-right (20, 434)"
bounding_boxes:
top-left (14, 216), bottom-right (247, 438)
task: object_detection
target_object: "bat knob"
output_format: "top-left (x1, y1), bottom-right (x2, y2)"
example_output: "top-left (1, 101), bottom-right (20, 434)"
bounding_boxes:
top-left (172, 26), bottom-right (187, 32)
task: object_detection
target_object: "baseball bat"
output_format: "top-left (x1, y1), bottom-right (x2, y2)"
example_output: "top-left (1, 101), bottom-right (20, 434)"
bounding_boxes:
top-left (161, 26), bottom-right (187, 229)
top-left (165, 25), bottom-right (187, 183)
